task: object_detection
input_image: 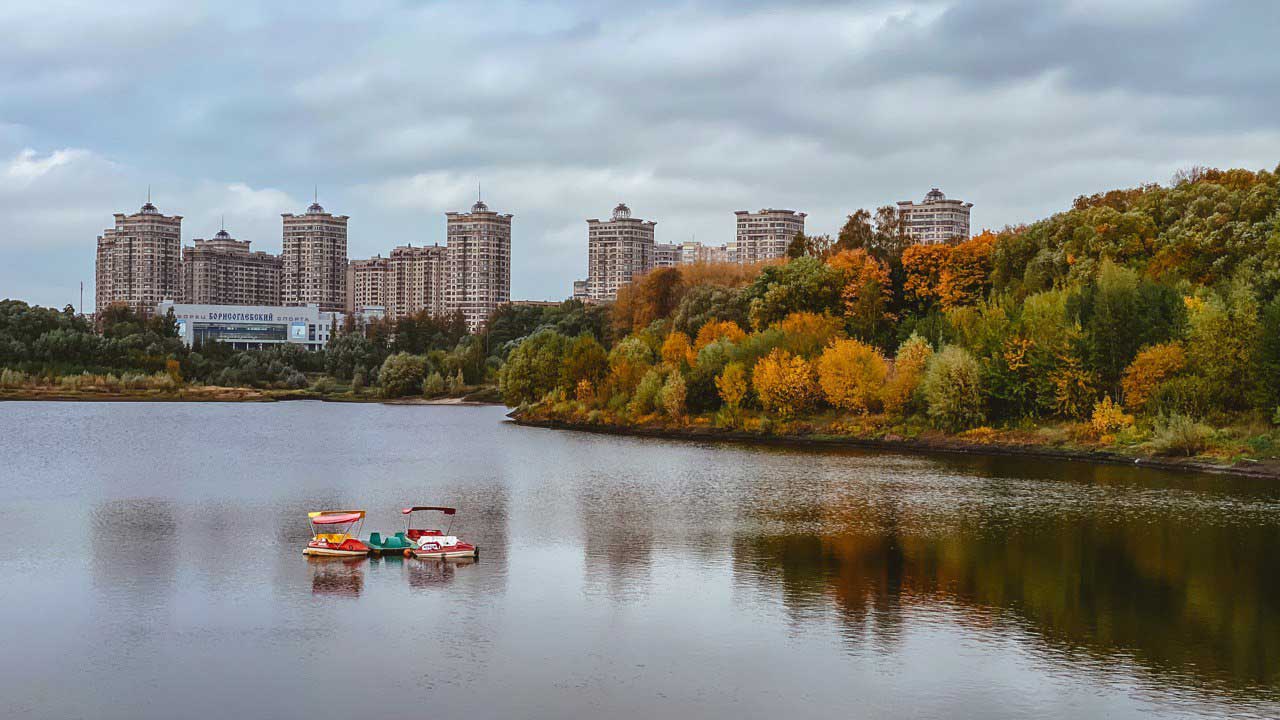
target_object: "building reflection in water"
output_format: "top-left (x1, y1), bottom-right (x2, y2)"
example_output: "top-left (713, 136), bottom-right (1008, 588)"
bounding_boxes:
top-left (90, 498), bottom-right (179, 614)
top-left (307, 557), bottom-right (366, 597)
top-left (578, 484), bottom-right (656, 601)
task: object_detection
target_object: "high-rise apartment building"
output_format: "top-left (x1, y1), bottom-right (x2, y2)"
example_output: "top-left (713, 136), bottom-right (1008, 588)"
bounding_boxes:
top-left (680, 241), bottom-right (730, 264)
top-left (390, 244), bottom-right (447, 319)
top-left (445, 200), bottom-right (512, 331)
top-left (730, 209), bottom-right (806, 263)
top-left (182, 228), bottom-right (282, 306)
top-left (95, 201), bottom-right (183, 317)
top-left (346, 255), bottom-right (392, 315)
top-left (896, 188), bottom-right (972, 245)
top-left (282, 200), bottom-right (348, 313)
top-left (653, 242), bottom-right (681, 268)
top-left (585, 203), bottom-right (656, 301)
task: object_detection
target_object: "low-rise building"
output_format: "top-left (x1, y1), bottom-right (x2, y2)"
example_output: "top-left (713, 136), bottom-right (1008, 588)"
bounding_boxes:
top-left (653, 242), bottom-right (681, 268)
top-left (896, 188), bottom-right (972, 245)
top-left (156, 301), bottom-right (342, 351)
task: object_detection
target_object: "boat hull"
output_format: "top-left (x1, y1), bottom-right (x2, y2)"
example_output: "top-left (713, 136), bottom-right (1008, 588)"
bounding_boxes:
top-left (409, 547), bottom-right (479, 559)
top-left (303, 546), bottom-right (369, 558)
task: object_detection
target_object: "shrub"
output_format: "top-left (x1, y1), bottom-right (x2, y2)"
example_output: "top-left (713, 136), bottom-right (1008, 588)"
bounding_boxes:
top-left (379, 353), bottom-right (428, 397)
top-left (816, 338), bottom-right (887, 413)
top-left (1148, 375), bottom-right (1213, 418)
top-left (311, 375), bottom-right (335, 394)
top-left (1150, 413), bottom-right (1213, 456)
top-left (1121, 343), bottom-right (1185, 412)
top-left (575, 378), bottom-right (595, 404)
top-left (752, 348), bottom-right (818, 419)
top-left (422, 371), bottom-right (446, 398)
top-left (883, 335), bottom-right (932, 416)
top-left (0, 369), bottom-right (30, 388)
top-left (715, 362), bottom-right (749, 412)
top-left (1089, 395), bottom-right (1134, 438)
top-left (351, 369), bottom-right (366, 394)
top-left (630, 367), bottom-right (667, 415)
top-left (922, 345), bottom-right (985, 431)
top-left (659, 370), bottom-right (687, 419)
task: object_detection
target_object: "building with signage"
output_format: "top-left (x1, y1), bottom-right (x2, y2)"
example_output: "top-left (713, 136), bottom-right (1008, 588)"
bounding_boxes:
top-left (896, 188), bottom-right (973, 245)
top-left (182, 227), bottom-right (282, 306)
top-left (730, 209), bottom-right (805, 263)
top-left (95, 201), bottom-right (183, 318)
top-left (156, 301), bottom-right (342, 351)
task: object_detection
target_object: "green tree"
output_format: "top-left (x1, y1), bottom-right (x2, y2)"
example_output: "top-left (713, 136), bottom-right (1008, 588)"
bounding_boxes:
top-left (499, 330), bottom-right (569, 405)
top-left (378, 353), bottom-right (428, 397)
top-left (922, 345), bottom-right (985, 431)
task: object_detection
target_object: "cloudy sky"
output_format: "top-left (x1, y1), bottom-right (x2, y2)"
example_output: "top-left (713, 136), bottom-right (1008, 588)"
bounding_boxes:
top-left (3, 0), bottom-right (1278, 310)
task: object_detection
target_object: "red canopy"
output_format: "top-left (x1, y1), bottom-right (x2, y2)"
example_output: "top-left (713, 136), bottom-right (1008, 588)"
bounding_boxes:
top-left (402, 506), bottom-right (456, 515)
top-left (311, 512), bottom-right (363, 525)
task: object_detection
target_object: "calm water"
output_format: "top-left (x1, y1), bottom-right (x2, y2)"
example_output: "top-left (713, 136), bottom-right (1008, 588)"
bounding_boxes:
top-left (1, 402), bottom-right (1277, 719)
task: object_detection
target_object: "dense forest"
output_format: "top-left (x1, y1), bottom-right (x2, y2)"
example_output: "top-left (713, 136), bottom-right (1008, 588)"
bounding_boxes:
top-left (502, 165), bottom-right (1280, 458)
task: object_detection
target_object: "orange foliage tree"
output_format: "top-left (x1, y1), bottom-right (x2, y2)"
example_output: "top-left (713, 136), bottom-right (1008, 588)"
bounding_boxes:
top-left (752, 348), bottom-right (819, 419)
top-left (901, 244), bottom-right (951, 311)
top-left (816, 338), bottom-right (888, 413)
top-left (1121, 342), bottom-right (1186, 412)
top-left (660, 331), bottom-right (696, 368)
top-left (694, 319), bottom-right (746, 352)
top-left (938, 232), bottom-right (995, 310)
top-left (613, 267), bottom-right (684, 334)
top-left (828, 249), bottom-right (894, 340)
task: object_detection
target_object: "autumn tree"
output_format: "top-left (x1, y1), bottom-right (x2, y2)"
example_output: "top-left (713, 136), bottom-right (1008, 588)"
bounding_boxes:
top-left (606, 336), bottom-right (655, 395)
top-left (816, 338), bottom-right (888, 413)
top-left (613, 266), bottom-right (684, 333)
top-left (771, 311), bottom-right (844, 358)
top-left (660, 331), bottom-right (696, 368)
top-left (716, 362), bottom-right (748, 412)
top-left (694, 319), bottom-right (747, 352)
top-left (828, 249), bottom-right (894, 342)
top-left (835, 209), bottom-right (874, 252)
top-left (752, 348), bottom-right (819, 419)
top-left (871, 205), bottom-right (912, 261)
top-left (937, 232), bottom-right (995, 310)
top-left (660, 370), bottom-right (688, 419)
top-left (901, 244), bottom-right (951, 312)
top-left (882, 334), bottom-right (933, 416)
top-left (1120, 342), bottom-right (1185, 412)
top-left (922, 345), bottom-right (985, 431)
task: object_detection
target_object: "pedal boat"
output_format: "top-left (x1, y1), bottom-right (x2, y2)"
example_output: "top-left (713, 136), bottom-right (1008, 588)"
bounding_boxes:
top-left (303, 510), bottom-right (371, 557)
top-left (401, 506), bottom-right (479, 559)
top-left (365, 531), bottom-right (415, 556)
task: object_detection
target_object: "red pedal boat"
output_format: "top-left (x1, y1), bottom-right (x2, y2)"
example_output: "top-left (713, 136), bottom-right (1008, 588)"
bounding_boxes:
top-left (401, 506), bottom-right (479, 559)
top-left (303, 510), bottom-right (371, 557)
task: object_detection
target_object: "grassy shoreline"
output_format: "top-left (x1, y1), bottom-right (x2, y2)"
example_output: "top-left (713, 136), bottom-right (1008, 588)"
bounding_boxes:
top-left (0, 384), bottom-right (502, 405)
top-left (509, 410), bottom-right (1280, 480)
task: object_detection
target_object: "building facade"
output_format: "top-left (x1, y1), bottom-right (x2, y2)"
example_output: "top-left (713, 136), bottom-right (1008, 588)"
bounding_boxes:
top-left (95, 202), bottom-right (183, 317)
top-left (585, 203), bottom-right (656, 301)
top-left (391, 244), bottom-right (447, 319)
top-left (282, 201), bottom-right (349, 313)
top-left (730, 209), bottom-right (806, 263)
top-left (346, 255), bottom-right (392, 315)
top-left (680, 241), bottom-right (730, 265)
top-left (653, 242), bottom-right (681, 268)
top-left (156, 301), bottom-right (342, 351)
top-left (896, 188), bottom-right (972, 245)
top-left (182, 229), bottom-right (282, 306)
top-left (445, 200), bottom-right (512, 331)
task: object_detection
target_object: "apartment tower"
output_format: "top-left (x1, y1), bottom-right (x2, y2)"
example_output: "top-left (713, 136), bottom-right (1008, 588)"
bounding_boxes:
top-left (585, 203), bottom-right (656, 301)
top-left (95, 201), bottom-right (182, 317)
top-left (730, 209), bottom-right (806, 263)
top-left (346, 255), bottom-right (392, 315)
top-left (182, 228), bottom-right (282, 306)
top-left (896, 188), bottom-right (973, 245)
top-left (282, 200), bottom-right (348, 313)
top-left (445, 200), bottom-right (512, 331)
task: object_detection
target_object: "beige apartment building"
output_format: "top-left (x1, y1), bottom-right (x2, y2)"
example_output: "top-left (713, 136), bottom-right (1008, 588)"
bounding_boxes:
top-left (585, 203), bottom-right (656, 301)
top-left (346, 255), bottom-right (392, 315)
top-left (445, 200), bottom-right (512, 331)
top-left (282, 201), bottom-right (348, 313)
top-left (680, 240), bottom-right (730, 264)
top-left (730, 209), bottom-right (806, 263)
top-left (182, 228), bottom-right (282, 306)
top-left (95, 201), bottom-right (183, 317)
top-left (897, 188), bottom-right (973, 244)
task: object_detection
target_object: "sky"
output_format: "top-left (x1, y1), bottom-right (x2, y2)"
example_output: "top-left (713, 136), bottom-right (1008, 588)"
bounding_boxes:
top-left (2, 0), bottom-right (1278, 311)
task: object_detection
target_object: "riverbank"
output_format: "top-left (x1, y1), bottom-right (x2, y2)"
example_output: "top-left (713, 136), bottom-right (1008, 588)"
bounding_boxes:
top-left (0, 384), bottom-right (503, 405)
top-left (510, 410), bottom-right (1280, 480)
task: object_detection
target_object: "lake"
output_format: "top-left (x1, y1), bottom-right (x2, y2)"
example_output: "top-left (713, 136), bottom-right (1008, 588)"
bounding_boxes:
top-left (0, 401), bottom-right (1277, 719)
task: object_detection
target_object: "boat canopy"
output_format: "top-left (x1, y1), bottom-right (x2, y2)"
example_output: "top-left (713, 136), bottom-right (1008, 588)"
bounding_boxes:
top-left (402, 506), bottom-right (456, 515)
top-left (309, 511), bottom-right (366, 525)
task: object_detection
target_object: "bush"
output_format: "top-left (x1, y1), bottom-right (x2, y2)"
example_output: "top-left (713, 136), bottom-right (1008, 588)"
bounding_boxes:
top-left (922, 345), bottom-right (985, 431)
top-left (630, 367), bottom-right (667, 415)
top-left (1148, 375), bottom-right (1213, 418)
top-left (752, 348), bottom-right (818, 419)
top-left (311, 375), bottom-right (335, 394)
top-left (816, 338), bottom-right (887, 413)
top-left (1150, 413), bottom-right (1213, 456)
top-left (716, 362), bottom-right (748, 412)
top-left (883, 335), bottom-right (932, 416)
top-left (1089, 395), bottom-right (1134, 438)
top-left (422, 371), bottom-right (446, 398)
top-left (0, 368), bottom-right (30, 388)
top-left (379, 353), bottom-right (428, 397)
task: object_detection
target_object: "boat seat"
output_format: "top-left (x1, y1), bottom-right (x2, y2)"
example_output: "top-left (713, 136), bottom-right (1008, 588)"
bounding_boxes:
top-left (369, 532), bottom-right (383, 546)
top-left (418, 535), bottom-right (459, 548)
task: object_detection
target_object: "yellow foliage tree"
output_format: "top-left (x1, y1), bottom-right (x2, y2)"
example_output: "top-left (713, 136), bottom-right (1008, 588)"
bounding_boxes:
top-left (752, 348), bottom-right (818, 419)
top-left (694, 320), bottom-right (747, 352)
top-left (816, 338), bottom-right (888, 413)
top-left (661, 331), bottom-right (696, 367)
top-left (771, 311), bottom-right (844, 358)
top-left (1089, 395), bottom-right (1134, 439)
top-left (882, 335), bottom-right (933, 416)
top-left (716, 362), bottom-right (748, 411)
top-left (1121, 342), bottom-right (1186, 412)
top-left (901, 243), bottom-right (951, 309)
top-left (829, 249), bottom-right (894, 339)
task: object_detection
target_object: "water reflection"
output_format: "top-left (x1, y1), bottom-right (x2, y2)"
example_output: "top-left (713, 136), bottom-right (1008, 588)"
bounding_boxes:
top-left (90, 498), bottom-right (178, 612)
top-left (307, 557), bottom-right (366, 597)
